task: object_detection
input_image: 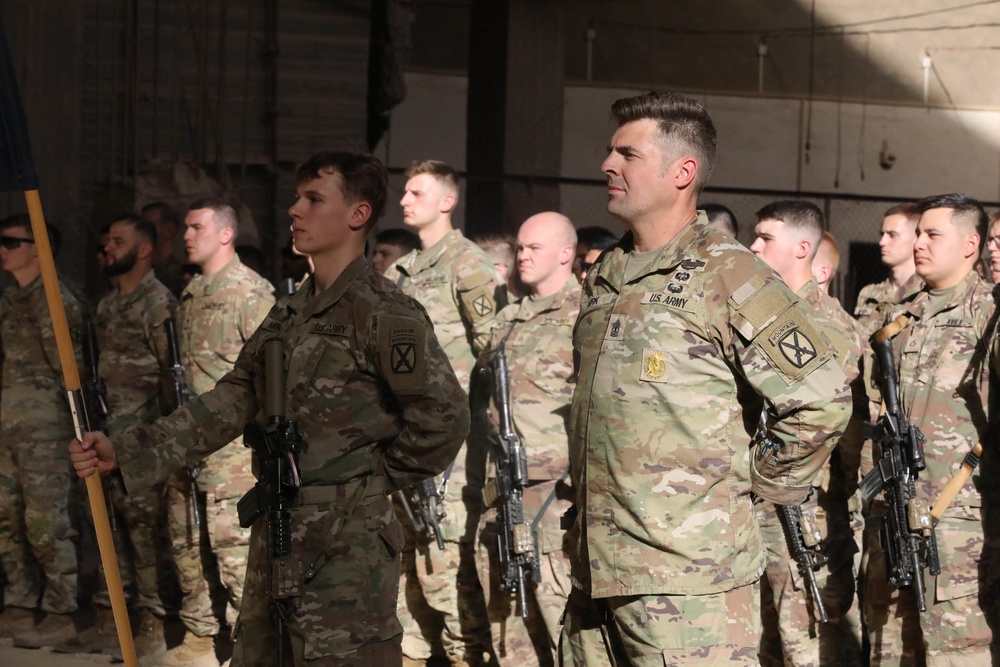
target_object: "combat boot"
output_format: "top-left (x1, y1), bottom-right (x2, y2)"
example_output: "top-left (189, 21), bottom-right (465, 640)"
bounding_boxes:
top-left (53, 607), bottom-right (120, 655)
top-left (12, 611), bottom-right (79, 648)
top-left (0, 606), bottom-right (35, 638)
top-left (133, 612), bottom-right (168, 657)
top-left (139, 632), bottom-right (219, 667)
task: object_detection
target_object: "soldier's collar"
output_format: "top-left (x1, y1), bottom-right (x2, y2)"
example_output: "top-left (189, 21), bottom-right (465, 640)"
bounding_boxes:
top-left (906, 269), bottom-right (982, 322)
top-left (294, 256), bottom-right (368, 319)
top-left (186, 255), bottom-right (241, 297)
top-left (407, 228), bottom-right (462, 274)
top-left (595, 215), bottom-right (705, 291)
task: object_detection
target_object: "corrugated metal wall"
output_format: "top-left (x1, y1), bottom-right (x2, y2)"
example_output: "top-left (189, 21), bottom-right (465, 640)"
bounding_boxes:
top-left (1, 0), bottom-right (373, 289)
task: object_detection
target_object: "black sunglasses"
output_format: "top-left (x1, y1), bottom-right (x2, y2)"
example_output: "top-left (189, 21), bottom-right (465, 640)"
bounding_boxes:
top-left (0, 236), bottom-right (34, 250)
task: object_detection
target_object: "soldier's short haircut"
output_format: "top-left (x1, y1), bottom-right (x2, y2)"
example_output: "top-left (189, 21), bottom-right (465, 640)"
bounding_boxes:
top-left (755, 200), bottom-right (825, 257)
top-left (1, 213), bottom-right (61, 256)
top-left (141, 201), bottom-right (180, 229)
top-left (297, 151), bottom-right (389, 227)
top-left (576, 226), bottom-right (619, 252)
top-left (403, 160), bottom-right (460, 196)
top-left (701, 203), bottom-right (738, 237)
top-left (883, 202), bottom-right (920, 224)
top-left (189, 196), bottom-right (240, 237)
top-left (917, 192), bottom-right (987, 249)
top-left (111, 213), bottom-right (158, 248)
top-left (375, 228), bottom-right (419, 254)
top-left (610, 92), bottom-right (718, 193)
top-left (474, 234), bottom-right (516, 269)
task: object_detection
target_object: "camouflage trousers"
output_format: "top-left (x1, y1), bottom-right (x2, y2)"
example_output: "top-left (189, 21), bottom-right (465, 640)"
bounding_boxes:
top-left (231, 485), bottom-right (405, 665)
top-left (757, 505), bottom-right (864, 666)
top-left (397, 536), bottom-right (494, 664)
top-left (0, 438), bottom-right (79, 613)
top-left (167, 467), bottom-right (250, 637)
top-left (863, 511), bottom-right (996, 667)
top-left (557, 583), bottom-right (761, 667)
top-left (477, 526), bottom-right (571, 666)
top-left (90, 482), bottom-right (169, 616)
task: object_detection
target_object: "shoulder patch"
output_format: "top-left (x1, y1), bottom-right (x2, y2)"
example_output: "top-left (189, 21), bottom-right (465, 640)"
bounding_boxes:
top-left (731, 281), bottom-right (793, 340)
top-left (755, 306), bottom-right (831, 384)
top-left (461, 283), bottom-right (496, 321)
top-left (376, 315), bottom-right (427, 394)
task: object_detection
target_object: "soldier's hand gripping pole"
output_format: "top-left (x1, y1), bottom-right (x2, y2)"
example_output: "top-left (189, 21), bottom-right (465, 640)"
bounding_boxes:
top-left (164, 317), bottom-right (200, 526)
top-left (24, 191), bottom-right (138, 665)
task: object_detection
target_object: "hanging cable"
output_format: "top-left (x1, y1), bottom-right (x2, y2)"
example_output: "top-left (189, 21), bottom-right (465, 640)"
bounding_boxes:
top-left (857, 34), bottom-right (871, 181)
top-left (804, 0), bottom-right (816, 165)
top-left (834, 26), bottom-right (844, 188)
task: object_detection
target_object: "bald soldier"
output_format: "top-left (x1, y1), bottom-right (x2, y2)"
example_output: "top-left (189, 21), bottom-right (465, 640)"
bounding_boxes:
top-left (384, 160), bottom-right (498, 666)
top-left (811, 231), bottom-right (840, 295)
top-left (560, 92), bottom-right (850, 666)
top-left (750, 201), bottom-right (866, 666)
top-left (476, 212), bottom-right (579, 666)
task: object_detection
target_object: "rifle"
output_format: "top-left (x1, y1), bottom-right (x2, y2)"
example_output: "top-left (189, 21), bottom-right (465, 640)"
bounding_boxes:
top-left (82, 317), bottom-right (115, 532)
top-left (164, 317), bottom-right (200, 526)
top-left (237, 337), bottom-right (302, 667)
top-left (858, 316), bottom-right (940, 611)
top-left (399, 477), bottom-right (446, 551)
top-left (82, 317), bottom-right (108, 433)
top-left (754, 410), bottom-right (828, 623)
top-left (482, 341), bottom-right (539, 618)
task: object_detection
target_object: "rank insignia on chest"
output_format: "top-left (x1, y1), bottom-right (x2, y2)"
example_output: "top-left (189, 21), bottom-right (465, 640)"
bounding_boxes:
top-left (604, 314), bottom-right (629, 340)
top-left (778, 328), bottom-right (817, 368)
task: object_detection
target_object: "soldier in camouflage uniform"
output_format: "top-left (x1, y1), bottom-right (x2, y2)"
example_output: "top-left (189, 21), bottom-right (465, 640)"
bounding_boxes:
top-left (865, 193), bottom-right (998, 666)
top-left (56, 214), bottom-right (179, 657)
top-left (0, 215), bottom-right (84, 647)
top-left (750, 201), bottom-right (866, 666)
top-left (811, 231), bottom-right (839, 295)
top-left (71, 150), bottom-right (470, 666)
top-left (854, 203), bottom-right (923, 338)
top-left (986, 210), bottom-right (1000, 284)
top-left (559, 93), bottom-right (851, 667)
top-left (149, 197), bottom-right (275, 667)
top-left (475, 212), bottom-right (579, 666)
top-left (383, 160), bottom-right (498, 666)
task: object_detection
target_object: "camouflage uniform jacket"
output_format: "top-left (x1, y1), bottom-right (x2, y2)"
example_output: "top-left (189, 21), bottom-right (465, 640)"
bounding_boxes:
top-left (384, 228), bottom-right (498, 542)
top-left (758, 278), bottom-right (865, 571)
top-left (484, 275), bottom-right (580, 552)
top-left (95, 270), bottom-right (178, 433)
top-left (179, 255), bottom-right (274, 395)
top-left (179, 255), bottom-right (274, 496)
top-left (114, 258), bottom-right (470, 654)
top-left (570, 214), bottom-right (851, 598)
top-left (854, 273), bottom-right (923, 337)
top-left (883, 270), bottom-right (997, 600)
top-left (0, 274), bottom-right (83, 441)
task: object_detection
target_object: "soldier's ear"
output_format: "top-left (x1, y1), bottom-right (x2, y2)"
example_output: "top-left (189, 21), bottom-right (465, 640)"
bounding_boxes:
top-left (559, 244), bottom-right (574, 266)
top-left (349, 201), bottom-right (372, 231)
top-left (218, 224), bottom-right (236, 246)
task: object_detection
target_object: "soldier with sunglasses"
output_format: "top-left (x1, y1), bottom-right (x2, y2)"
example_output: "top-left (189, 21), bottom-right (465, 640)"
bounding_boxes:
top-left (0, 214), bottom-right (86, 648)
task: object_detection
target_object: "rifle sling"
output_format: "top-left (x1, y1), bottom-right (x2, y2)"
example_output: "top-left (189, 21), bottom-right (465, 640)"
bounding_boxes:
top-left (530, 468), bottom-right (570, 537)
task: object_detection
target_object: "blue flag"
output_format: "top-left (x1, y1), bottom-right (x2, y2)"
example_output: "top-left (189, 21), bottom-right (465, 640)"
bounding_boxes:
top-left (0, 15), bottom-right (38, 192)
